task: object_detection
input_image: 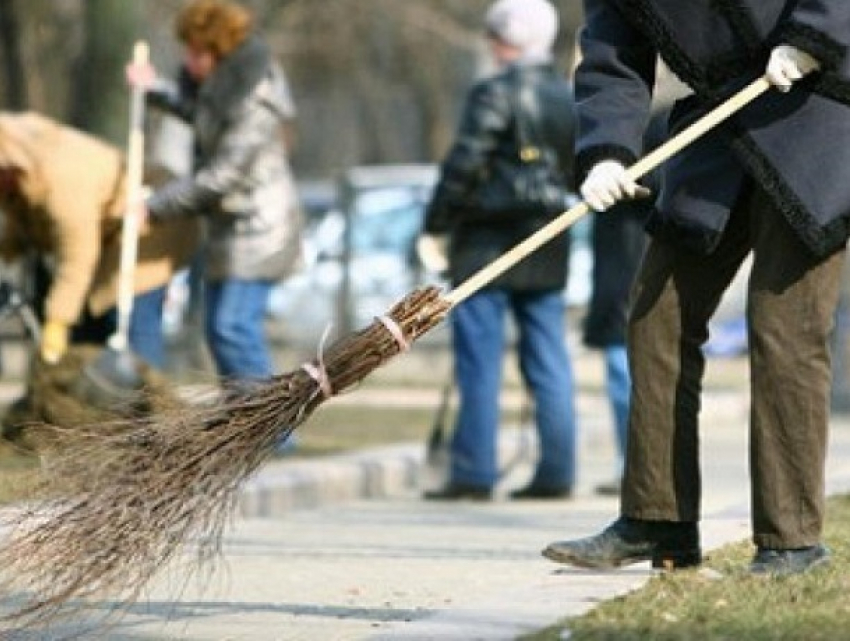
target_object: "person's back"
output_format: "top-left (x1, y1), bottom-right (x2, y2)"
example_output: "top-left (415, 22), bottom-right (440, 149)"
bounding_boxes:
top-left (192, 49), bottom-right (302, 285)
top-left (431, 60), bottom-right (574, 295)
top-left (531, 67), bottom-right (575, 175)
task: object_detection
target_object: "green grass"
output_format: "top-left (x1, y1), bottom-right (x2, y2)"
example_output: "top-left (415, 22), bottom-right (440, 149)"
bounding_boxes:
top-left (275, 402), bottom-right (523, 457)
top-left (0, 400), bottom-right (524, 501)
top-left (0, 439), bottom-right (42, 503)
top-left (526, 494), bottom-right (850, 641)
top-left (0, 405), bottom-right (439, 502)
top-left (284, 404), bottom-right (439, 456)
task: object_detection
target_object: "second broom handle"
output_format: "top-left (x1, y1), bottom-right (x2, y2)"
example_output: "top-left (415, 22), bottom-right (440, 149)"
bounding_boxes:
top-left (111, 41), bottom-right (149, 351)
top-left (443, 75), bottom-right (772, 308)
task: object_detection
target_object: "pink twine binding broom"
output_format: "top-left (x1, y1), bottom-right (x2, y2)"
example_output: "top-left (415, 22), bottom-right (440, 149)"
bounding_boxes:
top-left (0, 76), bottom-right (772, 630)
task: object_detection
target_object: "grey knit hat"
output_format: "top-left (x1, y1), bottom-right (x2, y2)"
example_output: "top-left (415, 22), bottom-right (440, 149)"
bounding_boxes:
top-left (485, 0), bottom-right (558, 60)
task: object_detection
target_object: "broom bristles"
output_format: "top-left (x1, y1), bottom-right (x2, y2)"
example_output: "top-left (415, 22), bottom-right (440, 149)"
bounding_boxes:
top-left (0, 286), bottom-right (450, 632)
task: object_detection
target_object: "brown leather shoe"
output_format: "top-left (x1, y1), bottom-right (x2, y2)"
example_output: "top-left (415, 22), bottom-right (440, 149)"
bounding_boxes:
top-left (423, 483), bottom-right (492, 501)
top-left (542, 517), bottom-right (701, 570)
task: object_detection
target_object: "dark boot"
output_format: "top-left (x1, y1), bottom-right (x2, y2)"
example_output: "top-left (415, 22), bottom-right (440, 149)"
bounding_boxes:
top-left (423, 483), bottom-right (492, 501)
top-left (750, 544), bottom-right (830, 576)
top-left (542, 516), bottom-right (701, 570)
top-left (509, 483), bottom-right (573, 500)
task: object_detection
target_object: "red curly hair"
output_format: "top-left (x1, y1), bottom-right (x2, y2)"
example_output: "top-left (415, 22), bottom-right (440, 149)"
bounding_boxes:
top-left (176, 0), bottom-right (253, 59)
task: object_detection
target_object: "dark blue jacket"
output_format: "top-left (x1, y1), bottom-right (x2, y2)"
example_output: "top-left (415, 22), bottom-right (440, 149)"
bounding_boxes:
top-left (577, 0), bottom-right (850, 257)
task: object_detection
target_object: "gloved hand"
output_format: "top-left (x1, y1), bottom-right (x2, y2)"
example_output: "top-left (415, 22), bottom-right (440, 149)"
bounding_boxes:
top-left (766, 44), bottom-right (821, 92)
top-left (40, 319), bottom-right (69, 364)
top-left (137, 185), bottom-right (152, 226)
top-left (416, 233), bottom-right (449, 274)
top-left (580, 160), bottom-right (651, 212)
top-left (125, 60), bottom-right (157, 90)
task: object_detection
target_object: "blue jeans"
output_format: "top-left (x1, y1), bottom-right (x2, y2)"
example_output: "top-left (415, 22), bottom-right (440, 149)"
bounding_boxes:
top-left (91, 286), bottom-right (166, 369)
top-left (604, 344), bottom-right (630, 470)
top-left (450, 289), bottom-right (577, 489)
top-left (205, 279), bottom-right (274, 379)
top-left (128, 285), bottom-right (167, 370)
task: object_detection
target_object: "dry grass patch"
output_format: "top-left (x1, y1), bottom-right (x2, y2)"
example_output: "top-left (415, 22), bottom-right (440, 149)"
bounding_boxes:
top-left (527, 494), bottom-right (850, 641)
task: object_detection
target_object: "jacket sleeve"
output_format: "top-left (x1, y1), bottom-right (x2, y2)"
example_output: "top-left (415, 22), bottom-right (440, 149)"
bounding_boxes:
top-left (146, 70), bottom-right (197, 123)
top-left (147, 94), bottom-right (278, 220)
top-left (573, 0), bottom-right (658, 185)
top-left (423, 79), bottom-right (511, 234)
top-left (775, 0), bottom-right (849, 71)
top-left (43, 193), bottom-right (102, 325)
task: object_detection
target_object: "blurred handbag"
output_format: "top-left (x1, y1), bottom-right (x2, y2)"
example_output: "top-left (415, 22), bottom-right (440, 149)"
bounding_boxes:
top-left (475, 153), bottom-right (567, 218)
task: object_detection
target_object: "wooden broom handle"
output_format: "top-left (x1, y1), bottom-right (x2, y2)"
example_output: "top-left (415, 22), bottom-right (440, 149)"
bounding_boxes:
top-left (442, 75), bottom-right (772, 308)
top-left (110, 40), bottom-right (149, 351)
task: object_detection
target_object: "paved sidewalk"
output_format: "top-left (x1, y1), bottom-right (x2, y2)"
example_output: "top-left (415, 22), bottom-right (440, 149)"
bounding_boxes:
top-left (9, 383), bottom-right (850, 641)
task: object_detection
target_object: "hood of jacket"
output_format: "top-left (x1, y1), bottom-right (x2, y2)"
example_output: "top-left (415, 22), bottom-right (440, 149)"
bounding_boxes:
top-left (198, 34), bottom-right (289, 123)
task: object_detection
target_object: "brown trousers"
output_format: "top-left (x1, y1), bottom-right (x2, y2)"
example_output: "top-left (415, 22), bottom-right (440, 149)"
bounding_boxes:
top-left (623, 182), bottom-right (845, 548)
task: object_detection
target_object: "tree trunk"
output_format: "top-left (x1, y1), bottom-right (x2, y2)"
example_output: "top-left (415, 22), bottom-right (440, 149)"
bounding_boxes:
top-left (69, 0), bottom-right (142, 144)
top-left (0, 0), bottom-right (27, 109)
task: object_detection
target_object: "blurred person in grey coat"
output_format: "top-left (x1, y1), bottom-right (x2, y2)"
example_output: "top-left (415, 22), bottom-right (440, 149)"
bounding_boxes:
top-left (129, 0), bottom-right (302, 381)
top-left (544, 0), bottom-right (850, 576)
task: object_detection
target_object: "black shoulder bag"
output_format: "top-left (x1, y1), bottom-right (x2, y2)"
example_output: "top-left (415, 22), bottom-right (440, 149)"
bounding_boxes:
top-left (471, 80), bottom-right (570, 220)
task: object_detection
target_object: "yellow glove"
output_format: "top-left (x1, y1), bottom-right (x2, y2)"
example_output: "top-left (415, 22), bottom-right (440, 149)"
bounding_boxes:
top-left (40, 319), bottom-right (69, 364)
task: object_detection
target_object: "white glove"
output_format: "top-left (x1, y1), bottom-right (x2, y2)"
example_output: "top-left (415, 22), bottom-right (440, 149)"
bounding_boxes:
top-left (580, 160), bottom-right (651, 212)
top-left (766, 44), bottom-right (820, 92)
top-left (416, 233), bottom-right (449, 274)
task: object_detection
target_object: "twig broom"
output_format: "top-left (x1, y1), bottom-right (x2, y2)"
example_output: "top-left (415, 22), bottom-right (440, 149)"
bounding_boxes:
top-left (0, 76), bottom-right (772, 630)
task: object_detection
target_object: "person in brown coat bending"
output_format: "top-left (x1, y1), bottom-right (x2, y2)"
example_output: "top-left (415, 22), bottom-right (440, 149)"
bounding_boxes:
top-left (0, 111), bottom-right (198, 369)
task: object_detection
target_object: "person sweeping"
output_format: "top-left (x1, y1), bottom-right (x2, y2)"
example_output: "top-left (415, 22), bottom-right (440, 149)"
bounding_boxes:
top-left (543, 0), bottom-right (850, 576)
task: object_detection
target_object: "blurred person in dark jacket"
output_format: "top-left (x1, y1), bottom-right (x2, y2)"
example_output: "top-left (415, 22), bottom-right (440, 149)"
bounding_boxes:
top-left (584, 102), bottom-right (672, 496)
top-left (420, 0), bottom-right (578, 501)
top-left (129, 0), bottom-right (302, 382)
top-left (583, 197), bottom-right (649, 497)
top-left (544, 0), bottom-right (850, 576)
